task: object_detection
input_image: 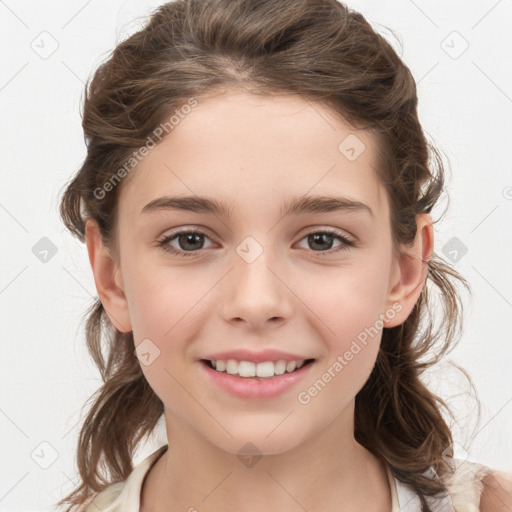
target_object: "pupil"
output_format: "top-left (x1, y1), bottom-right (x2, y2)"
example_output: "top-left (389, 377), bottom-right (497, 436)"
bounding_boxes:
top-left (309, 233), bottom-right (333, 251)
top-left (180, 233), bottom-right (203, 251)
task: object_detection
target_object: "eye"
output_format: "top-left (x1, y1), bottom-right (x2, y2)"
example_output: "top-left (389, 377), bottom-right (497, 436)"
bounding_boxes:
top-left (156, 229), bottom-right (214, 257)
top-left (156, 227), bottom-right (356, 258)
top-left (296, 229), bottom-right (356, 255)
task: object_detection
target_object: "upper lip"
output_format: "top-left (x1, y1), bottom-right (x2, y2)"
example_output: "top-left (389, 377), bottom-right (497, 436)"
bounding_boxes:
top-left (200, 349), bottom-right (313, 364)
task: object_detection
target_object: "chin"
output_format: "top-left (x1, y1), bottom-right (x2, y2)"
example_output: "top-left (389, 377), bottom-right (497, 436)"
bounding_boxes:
top-left (198, 415), bottom-right (316, 458)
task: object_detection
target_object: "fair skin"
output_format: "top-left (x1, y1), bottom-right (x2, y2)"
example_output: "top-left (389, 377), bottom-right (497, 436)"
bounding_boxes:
top-left (480, 472), bottom-right (512, 511)
top-left (85, 90), bottom-right (434, 512)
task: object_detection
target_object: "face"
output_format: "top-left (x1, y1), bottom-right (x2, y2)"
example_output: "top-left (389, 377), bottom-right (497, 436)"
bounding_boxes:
top-left (101, 90), bottom-right (412, 456)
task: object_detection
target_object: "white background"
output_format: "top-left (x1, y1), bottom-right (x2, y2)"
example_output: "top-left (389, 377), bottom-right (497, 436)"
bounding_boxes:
top-left (1, 1), bottom-right (511, 510)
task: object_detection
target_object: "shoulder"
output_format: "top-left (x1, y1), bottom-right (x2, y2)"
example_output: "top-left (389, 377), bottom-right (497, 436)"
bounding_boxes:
top-left (80, 444), bottom-right (168, 512)
top-left (479, 470), bottom-right (512, 512)
top-left (80, 482), bottom-right (125, 512)
top-left (442, 458), bottom-right (511, 512)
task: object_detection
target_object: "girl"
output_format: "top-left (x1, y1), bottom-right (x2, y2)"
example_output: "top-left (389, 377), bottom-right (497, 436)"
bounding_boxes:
top-left (57, 1), bottom-right (511, 511)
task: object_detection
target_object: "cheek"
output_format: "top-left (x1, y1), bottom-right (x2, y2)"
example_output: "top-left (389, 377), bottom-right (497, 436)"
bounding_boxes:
top-left (123, 264), bottom-right (222, 392)
top-left (123, 262), bottom-right (207, 343)
top-left (295, 272), bottom-right (386, 414)
top-left (306, 292), bottom-right (382, 399)
top-left (291, 262), bottom-right (388, 403)
top-left (295, 339), bottom-right (379, 428)
top-left (299, 262), bottom-right (390, 346)
top-left (125, 271), bottom-right (204, 409)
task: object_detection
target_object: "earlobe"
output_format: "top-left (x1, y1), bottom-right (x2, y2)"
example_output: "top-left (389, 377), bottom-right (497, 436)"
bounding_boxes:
top-left (85, 219), bottom-right (132, 333)
top-left (383, 214), bottom-right (434, 328)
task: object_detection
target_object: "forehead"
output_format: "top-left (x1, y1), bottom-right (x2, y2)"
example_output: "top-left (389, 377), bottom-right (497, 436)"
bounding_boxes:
top-left (119, 90), bottom-right (388, 221)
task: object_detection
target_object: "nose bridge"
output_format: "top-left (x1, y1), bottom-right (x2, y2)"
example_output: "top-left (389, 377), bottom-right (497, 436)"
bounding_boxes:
top-left (220, 234), bottom-right (292, 326)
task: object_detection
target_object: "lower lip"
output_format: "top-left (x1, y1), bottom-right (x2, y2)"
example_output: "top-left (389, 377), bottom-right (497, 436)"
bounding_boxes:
top-left (200, 360), bottom-right (315, 400)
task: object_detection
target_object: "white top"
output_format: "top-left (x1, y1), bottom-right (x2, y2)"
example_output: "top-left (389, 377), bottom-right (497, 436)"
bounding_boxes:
top-left (81, 445), bottom-right (487, 512)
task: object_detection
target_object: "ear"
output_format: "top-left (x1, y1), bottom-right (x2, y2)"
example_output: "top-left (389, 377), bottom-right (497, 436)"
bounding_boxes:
top-left (383, 213), bottom-right (434, 328)
top-left (85, 218), bottom-right (132, 333)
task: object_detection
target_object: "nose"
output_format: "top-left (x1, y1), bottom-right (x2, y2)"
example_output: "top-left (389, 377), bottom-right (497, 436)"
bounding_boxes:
top-left (219, 243), bottom-right (293, 331)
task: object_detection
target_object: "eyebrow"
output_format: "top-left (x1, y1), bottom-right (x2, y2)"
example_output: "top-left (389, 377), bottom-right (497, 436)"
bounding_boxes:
top-left (140, 194), bottom-right (374, 218)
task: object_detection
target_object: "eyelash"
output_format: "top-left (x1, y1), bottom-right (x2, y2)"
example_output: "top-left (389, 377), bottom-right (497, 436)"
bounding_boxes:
top-left (156, 228), bottom-right (356, 258)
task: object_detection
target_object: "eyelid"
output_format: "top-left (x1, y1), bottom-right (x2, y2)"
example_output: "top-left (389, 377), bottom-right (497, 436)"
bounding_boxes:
top-left (156, 225), bottom-right (217, 245)
top-left (296, 225), bottom-right (355, 242)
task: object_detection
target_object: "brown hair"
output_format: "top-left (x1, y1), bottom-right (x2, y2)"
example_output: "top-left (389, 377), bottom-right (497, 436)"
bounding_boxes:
top-left (58, 1), bottom-right (477, 510)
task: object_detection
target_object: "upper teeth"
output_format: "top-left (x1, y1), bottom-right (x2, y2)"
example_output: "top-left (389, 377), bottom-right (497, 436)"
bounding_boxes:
top-left (210, 359), bottom-right (306, 378)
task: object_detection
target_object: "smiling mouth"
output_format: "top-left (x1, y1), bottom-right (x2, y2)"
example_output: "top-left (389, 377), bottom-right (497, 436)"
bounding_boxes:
top-left (200, 358), bottom-right (315, 378)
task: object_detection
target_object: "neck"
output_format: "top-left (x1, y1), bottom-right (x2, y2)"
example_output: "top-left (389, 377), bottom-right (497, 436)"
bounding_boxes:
top-left (141, 403), bottom-right (391, 512)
